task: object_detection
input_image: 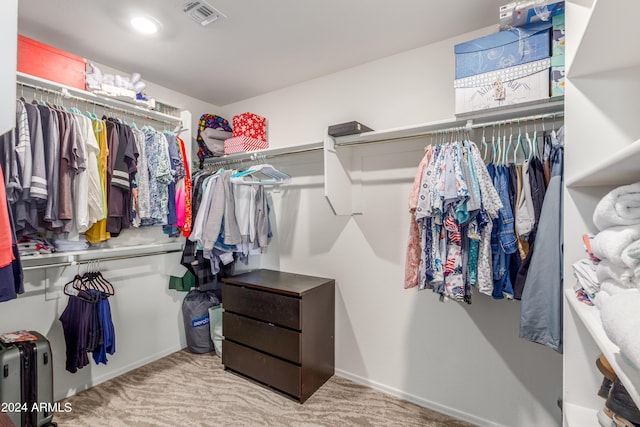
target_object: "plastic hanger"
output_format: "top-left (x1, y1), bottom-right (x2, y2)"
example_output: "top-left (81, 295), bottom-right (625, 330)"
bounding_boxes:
top-left (524, 122), bottom-right (534, 161)
top-left (231, 164), bottom-right (291, 185)
top-left (502, 123), bottom-right (511, 165)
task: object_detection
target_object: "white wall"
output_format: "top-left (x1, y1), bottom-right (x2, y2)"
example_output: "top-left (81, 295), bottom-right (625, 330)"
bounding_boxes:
top-left (221, 26), bottom-right (563, 427)
top-left (0, 0), bottom-right (17, 135)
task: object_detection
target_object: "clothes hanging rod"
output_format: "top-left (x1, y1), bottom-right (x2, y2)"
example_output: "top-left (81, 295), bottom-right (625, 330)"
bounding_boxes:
top-left (21, 248), bottom-right (183, 271)
top-left (333, 110), bottom-right (565, 148)
top-left (16, 80), bottom-right (182, 126)
top-left (200, 144), bottom-right (323, 168)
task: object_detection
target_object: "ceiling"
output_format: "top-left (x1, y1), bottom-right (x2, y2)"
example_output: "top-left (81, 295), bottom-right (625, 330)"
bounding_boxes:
top-left (17, 0), bottom-right (505, 106)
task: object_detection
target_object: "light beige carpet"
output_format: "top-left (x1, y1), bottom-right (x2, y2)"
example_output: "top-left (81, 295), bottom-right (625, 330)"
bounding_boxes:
top-left (54, 349), bottom-right (475, 427)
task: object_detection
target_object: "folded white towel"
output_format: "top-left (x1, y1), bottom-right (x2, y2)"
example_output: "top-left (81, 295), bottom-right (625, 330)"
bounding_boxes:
top-left (622, 239), bottom-right (640, 268)
top-left (593, 182), bottom-right (640, 231)
top-left (591, 224), bottom-right (640, 267)
top-left (598, 289), bottom-right (640, 370)
top-left (595, 260), bottom-right (638, 289)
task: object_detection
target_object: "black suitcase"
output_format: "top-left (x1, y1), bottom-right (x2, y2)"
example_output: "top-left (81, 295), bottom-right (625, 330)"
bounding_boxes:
top-left (0, 331), bottom-right (56, 427)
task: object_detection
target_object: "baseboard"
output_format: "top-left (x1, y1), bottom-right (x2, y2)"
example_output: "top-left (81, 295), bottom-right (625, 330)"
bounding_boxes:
top-left (56, 345), bottom-right (185, 401)
top-left (334, 368), bottom-right (504, 427)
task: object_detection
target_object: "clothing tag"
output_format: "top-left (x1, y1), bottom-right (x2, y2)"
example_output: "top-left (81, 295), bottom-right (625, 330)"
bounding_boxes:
top-left (220, 252), bottom-right (234, 265)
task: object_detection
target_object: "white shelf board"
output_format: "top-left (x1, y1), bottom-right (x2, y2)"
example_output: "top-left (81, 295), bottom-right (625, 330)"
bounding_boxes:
top-left (564, 403), bottom-right (599, 427)
top-left (17, 72), bottom-right (182, 124)
top-left (201, 141), bottom-right (323, 165)
top-left (21, 240), bottom-right (184, 269)
top-left (334, 99), bottom-right (564, 147)
top-left (568, 0), bottom-right (640, 78)
top-left (455, 98), bottom-right (565, 121)
top-left (565, 288), bottom-right (640, 409)
top-left (566, 138), bottom-right (640, 187)
top-left (334, 117), bottom-right (463, 146)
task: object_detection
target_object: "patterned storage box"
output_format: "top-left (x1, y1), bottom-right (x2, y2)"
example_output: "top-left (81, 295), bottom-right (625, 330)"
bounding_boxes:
top-left (552, 13), bottom-right (565, 57)
top-left (551, 55), bottom-right (565, 97)
top-left (454, 58), bottom-right (550, 114)
top-left (224, 136), bottom-right (269, 155)
top-left (454, 21), bottom-right (551, 79)
top-left (232, 112), bottom-right (267, 142)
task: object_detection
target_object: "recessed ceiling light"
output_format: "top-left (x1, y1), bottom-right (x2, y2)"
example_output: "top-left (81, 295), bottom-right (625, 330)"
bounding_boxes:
top-left (130, 16), bottom-right (159, 34)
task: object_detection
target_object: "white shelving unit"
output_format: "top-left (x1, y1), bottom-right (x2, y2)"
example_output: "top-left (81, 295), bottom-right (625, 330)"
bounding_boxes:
top-left (564, 0), bottom-right (640, 425)
top-left (565, 290), bottom-right (640, 405)
top-left (564, 403), bottom-right (599, 427)
top-left (17, 72), bottom-right (182, 124)
top-left (14, 73), bottom-right (192, 273)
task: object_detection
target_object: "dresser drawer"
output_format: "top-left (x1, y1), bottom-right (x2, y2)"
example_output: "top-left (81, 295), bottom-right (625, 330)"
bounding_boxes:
top-left (222, 283), bottom-right (301, 330)
top-left (223, 341), bottom-right (301, 398)
top-left (224, 312), bottom-right (301, 363)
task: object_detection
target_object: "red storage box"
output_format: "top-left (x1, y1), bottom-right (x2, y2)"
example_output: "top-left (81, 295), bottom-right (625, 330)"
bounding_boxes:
top-left (224, 136), bottom-right (269, 155)
top-left (232, 112), bottom-right (267, 142)
top-left (17, 35), bottom-right (86, 90)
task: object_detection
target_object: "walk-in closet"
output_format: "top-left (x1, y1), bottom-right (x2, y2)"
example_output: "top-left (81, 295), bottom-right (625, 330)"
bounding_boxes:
top-left (0, 1), bottom-right (637, 426)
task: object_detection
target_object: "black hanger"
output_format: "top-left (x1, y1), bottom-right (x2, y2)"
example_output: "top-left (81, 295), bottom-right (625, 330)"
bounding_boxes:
top-left (63, 274), bottom-right (84, 296)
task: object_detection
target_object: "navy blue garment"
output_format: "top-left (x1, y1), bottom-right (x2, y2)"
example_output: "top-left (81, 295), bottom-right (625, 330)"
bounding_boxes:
top-left (0, 190), bottom-right (24, 303)
top-left (59, 291), bottom-right (92, 373)
top-left (92, 295), bottom-right (115, 365)
top-left (490, 165), bottom-right (517, 299)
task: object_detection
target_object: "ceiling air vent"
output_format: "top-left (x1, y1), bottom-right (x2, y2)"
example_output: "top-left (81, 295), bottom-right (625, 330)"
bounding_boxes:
top-left (183, 1), bottom-right (226, 26)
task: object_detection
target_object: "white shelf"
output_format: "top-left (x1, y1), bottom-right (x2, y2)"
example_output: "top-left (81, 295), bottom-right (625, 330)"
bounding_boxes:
top-left (567, 139), bottom-right (640, 187)
top-left (333, 117), bottom-right (465, 146)
top-left (16, 72), bottom-right (182, 124)
top-left (21, 240), bottom-right (184, 270)
top-left (201, 141), bottom-right (323, 166)
top-left (564, 403), bottom-right (599, 427)
top-left (569, 0), bottom-right (640, 78)
top-left (564, 288), bottom-right (640, 409)
top-left (333, 99), bottom-right (565, 147)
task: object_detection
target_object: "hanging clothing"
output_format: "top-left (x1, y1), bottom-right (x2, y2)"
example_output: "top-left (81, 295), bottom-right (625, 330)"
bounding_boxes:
top-left (519, 127), bottom-right (564, 353)
top-left (37, 103), bottom-right (62, 229)
top-left (407, 140), bottom-right (502, 302)
top-left (60, 286), bottom-right (116, 373)
top-left (178, 136), bottom-right (192, 237)
top-left (513, 155), bottom-right (546, 299)
top-left (405, 146), bottom-right (433, 288)
top-left (85, 119), bottom-right (111, 244)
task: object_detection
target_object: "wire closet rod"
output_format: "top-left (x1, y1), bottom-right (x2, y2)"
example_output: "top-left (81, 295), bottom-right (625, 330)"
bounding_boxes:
top-left (16, 80), bottom-right (182, 127)
top-left (201, 144), bottom-right (323, 169)
top-left (334, 110), bottom-right (565, 147)
top-left (21, 248), bottom-right (183, 271)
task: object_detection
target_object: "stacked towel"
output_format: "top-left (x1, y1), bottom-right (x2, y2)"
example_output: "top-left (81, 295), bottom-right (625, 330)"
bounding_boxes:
top-left (595, 260), bottom-right (638, 289)
top-left (595, 287), bottom-right (640, 370)
top-left (593, 182), bottom-right (640, 231)
top-left (591, 224), bottom-right (640, 267)
top-left (52, 237), bottom-right (90, 252)
top-left (621, 239), bottom-right (640, 268)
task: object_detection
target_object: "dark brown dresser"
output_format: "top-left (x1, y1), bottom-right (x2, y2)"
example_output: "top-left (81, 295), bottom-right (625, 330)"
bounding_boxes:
top-left (221, 269), bottom-right (335, 403)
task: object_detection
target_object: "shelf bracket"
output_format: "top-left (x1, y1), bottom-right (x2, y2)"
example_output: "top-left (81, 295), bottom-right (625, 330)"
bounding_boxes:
top-left (323, 133), bottom-right (362, 216)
